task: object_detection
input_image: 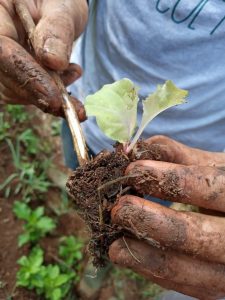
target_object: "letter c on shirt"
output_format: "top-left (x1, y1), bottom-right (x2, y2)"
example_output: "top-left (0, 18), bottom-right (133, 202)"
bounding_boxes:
top-left (156, 0), bottom-right (170, 13)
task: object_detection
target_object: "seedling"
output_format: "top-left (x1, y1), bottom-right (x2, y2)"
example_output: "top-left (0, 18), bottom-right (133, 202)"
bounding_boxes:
top-left (17, 246), bottom-right (75, 300)
top-left (67, 79), bottom-right (188, 266)
top-left (0, 138), bottom-right (51, 200)
top-left (59, 236), bottom-right (83, 270)
top-left (19, 128), bottom-right (39, 155)
top-left (6, 104), bottom-right (28, 123)
top-left (51, 120), bottom-right (61, 136)
top-left (13, 201), bottom-right (56, 246)
top-left (0, 112), bottom-right (10, 141)
top-left (85, 79), bottom-right (188, 153)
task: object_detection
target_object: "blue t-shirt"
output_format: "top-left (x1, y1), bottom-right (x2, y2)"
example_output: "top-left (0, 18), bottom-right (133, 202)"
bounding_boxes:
top-left (70, 0), bottom-right (225, 154)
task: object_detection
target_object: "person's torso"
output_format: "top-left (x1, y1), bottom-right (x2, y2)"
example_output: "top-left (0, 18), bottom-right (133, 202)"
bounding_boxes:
top-left (70, 0), bottom-right (225, 154)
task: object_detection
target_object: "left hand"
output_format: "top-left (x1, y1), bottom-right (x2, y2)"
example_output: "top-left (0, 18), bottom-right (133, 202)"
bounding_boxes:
top-left (0, 0), bottom-right (88, 117)
top-left (109, 136), bottom-right (225, 300)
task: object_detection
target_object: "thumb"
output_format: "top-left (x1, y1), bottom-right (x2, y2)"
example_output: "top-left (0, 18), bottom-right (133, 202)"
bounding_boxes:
top-left (33, 0), bottom-right (88, 71)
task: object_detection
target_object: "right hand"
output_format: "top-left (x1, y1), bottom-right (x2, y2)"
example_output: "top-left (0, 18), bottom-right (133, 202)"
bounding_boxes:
top-left (109, 136), bottom-right (225, 300)
top-left (0, 0), bottom-right (88, 118)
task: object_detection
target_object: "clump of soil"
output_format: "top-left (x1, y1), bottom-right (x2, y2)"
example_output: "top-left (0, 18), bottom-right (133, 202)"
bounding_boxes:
top-left (67, 141), bottom-right (161, 266)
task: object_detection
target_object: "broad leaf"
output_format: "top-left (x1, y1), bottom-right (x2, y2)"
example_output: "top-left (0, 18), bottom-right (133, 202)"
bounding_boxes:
top-left (128, 80), bottom-right (188, 151)
top-left (13, 201), bottom-right (31, 221)
top-left (36, 217), bottom-right (56, 233)
top-left (33, 206), bottom-right (44, 219)
top-left (85, 78), bottom-right (139, 143)
top-left (18, 232), bottom-right (30, 247)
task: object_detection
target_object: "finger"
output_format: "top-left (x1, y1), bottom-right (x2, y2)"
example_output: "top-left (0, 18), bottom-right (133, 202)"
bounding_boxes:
top-left (109, 238), bottom-right (225, 300)
top-left (0, 35), bottom-right (64, 116)
top-left (69, 96), bottom-right (86, 122)
top-left (60, 63), bottom-right (82, 87)
top-left (144, 135), bottom-right (225, 167)
top-left (0, 37), bottom-right (86, 121)
top-left (126, 160), bottom-right (225, 212)
top-left (111, 195), bottom-right (225, 265)
top-left (34, 0), bottom-right (88, 70)
top-left (0, 4), bottom-right (18, 39)
top-left (0, 94), bottom-right (86, 122)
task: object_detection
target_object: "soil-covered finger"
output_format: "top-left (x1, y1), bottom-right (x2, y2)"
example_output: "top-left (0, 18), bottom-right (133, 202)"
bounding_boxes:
top-left (144, 135), bottom-right (225, 167)
top-left (0, 35), bottom-right (65, 116)
top-left (109, 238), bottom-right (225, 300)
top-left (126, 160), bottom-right (225, 212)
top-left (60, 63), bottom-right (82, 86)
top-left (34, 0), bottom-right (88, 70)
top-left (111, 195), bottom-right (225, 264)
top-left (69, 96), bottom-right (86, 122)
top-left (0, 4), bottom-right (18, 39)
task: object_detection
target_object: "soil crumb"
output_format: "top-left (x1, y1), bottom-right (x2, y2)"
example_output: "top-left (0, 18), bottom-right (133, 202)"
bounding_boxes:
top-left (67, 151), bottom-right (130, 266)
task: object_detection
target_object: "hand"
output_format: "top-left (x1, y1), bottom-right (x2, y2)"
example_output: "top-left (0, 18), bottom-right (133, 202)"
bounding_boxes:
top-left (109, 136), bottom-right (225, 300)
top-left (0, 0), bottom-right (88, 117)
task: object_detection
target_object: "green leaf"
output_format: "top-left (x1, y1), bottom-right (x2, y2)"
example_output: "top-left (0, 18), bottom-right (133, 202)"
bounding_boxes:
top-left (28, 247), bottom-right (44, 271)
top-left (85, 78), bottom-right (139, 143)
top-left (128, 80), bottom-right (188, 151)
top-left (54, 274), bottom-right (71, 287)
top-left (17, 247), bottom-right (44, 289)
top-left (13, 201), bottom-right (31, 221)
top-left (36, 217), bottom-right (56, 232)
top-left (0, 173), bottom-right (18, 191)
top-left (47, 265), bottom-right (60, 280)
top-left (33, 206), bottom-right (44, 219)
top-left (17, 256), bottom-right (29, 268)
top-left (18, 232), bottom-right (30, 247)
top-left (51, 288), bottom-right (62, 300)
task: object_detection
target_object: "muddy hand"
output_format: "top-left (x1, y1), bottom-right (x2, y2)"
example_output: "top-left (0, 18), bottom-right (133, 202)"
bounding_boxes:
top-left (0, 0), bottom-right (88, 118)
top-left (109, 136), bottom-right (225, 300)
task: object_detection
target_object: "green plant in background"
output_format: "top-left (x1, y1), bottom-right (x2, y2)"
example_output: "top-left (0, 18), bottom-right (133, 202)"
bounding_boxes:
top-left (19, 128), bottom-right (39, 155)
top-left (17, 246), bottom-right (75, 300)
top-left (6, 104), bottom-right (29, 123)
top-left (142, 284), bottom-right (164, 299)
top-left (51, 120), bottom-right (61, 136)
top-left (112, 268), bottom-right (164, 300)
top-left (0, 138), bottom-right (51, 200)
top-left (2, 104), bottom-right (84, 299)
top-left (0, 112), bottom-right (10, 141)
top-left (13, 201), bottom-right (56, 247)
top-left (59, 236), bottom-right (83, 284)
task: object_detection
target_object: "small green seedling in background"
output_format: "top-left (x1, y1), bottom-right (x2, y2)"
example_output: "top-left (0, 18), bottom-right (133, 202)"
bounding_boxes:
top-left (17, 246), bottom-right (74, 300)
top-left (13, 201), bottom-right (56, 246)
top-left (85, 79), bottom-right (188, 153)
top-left (59, 236), bottom-right (83, 267)
top-left (19, 128), bottom-right (39, 155)
top-left (6, 105), bottom-right (28, 123)
top-left (51, 120), bottom-right (61, 136)
top-left (0, 112), bottom-right (10, 141)
top-left (0, 138), bottom-right (51, 200)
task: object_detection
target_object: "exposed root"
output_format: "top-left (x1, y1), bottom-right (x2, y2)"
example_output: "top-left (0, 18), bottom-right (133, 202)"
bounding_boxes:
top-left (67, 141), bottom-right (160, 266)
top-left (123, 236), bottom-right (141, 264)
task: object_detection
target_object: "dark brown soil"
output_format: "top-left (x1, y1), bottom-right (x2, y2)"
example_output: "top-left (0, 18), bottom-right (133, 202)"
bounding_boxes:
top-left (67, 141), bottom-right (161, 266)
top-left (67, 150), bottom-right (130, 266)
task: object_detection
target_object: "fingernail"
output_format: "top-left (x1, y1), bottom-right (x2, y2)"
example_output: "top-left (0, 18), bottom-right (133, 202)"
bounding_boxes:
top-left (43, 38), bottom-right (69, 70)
